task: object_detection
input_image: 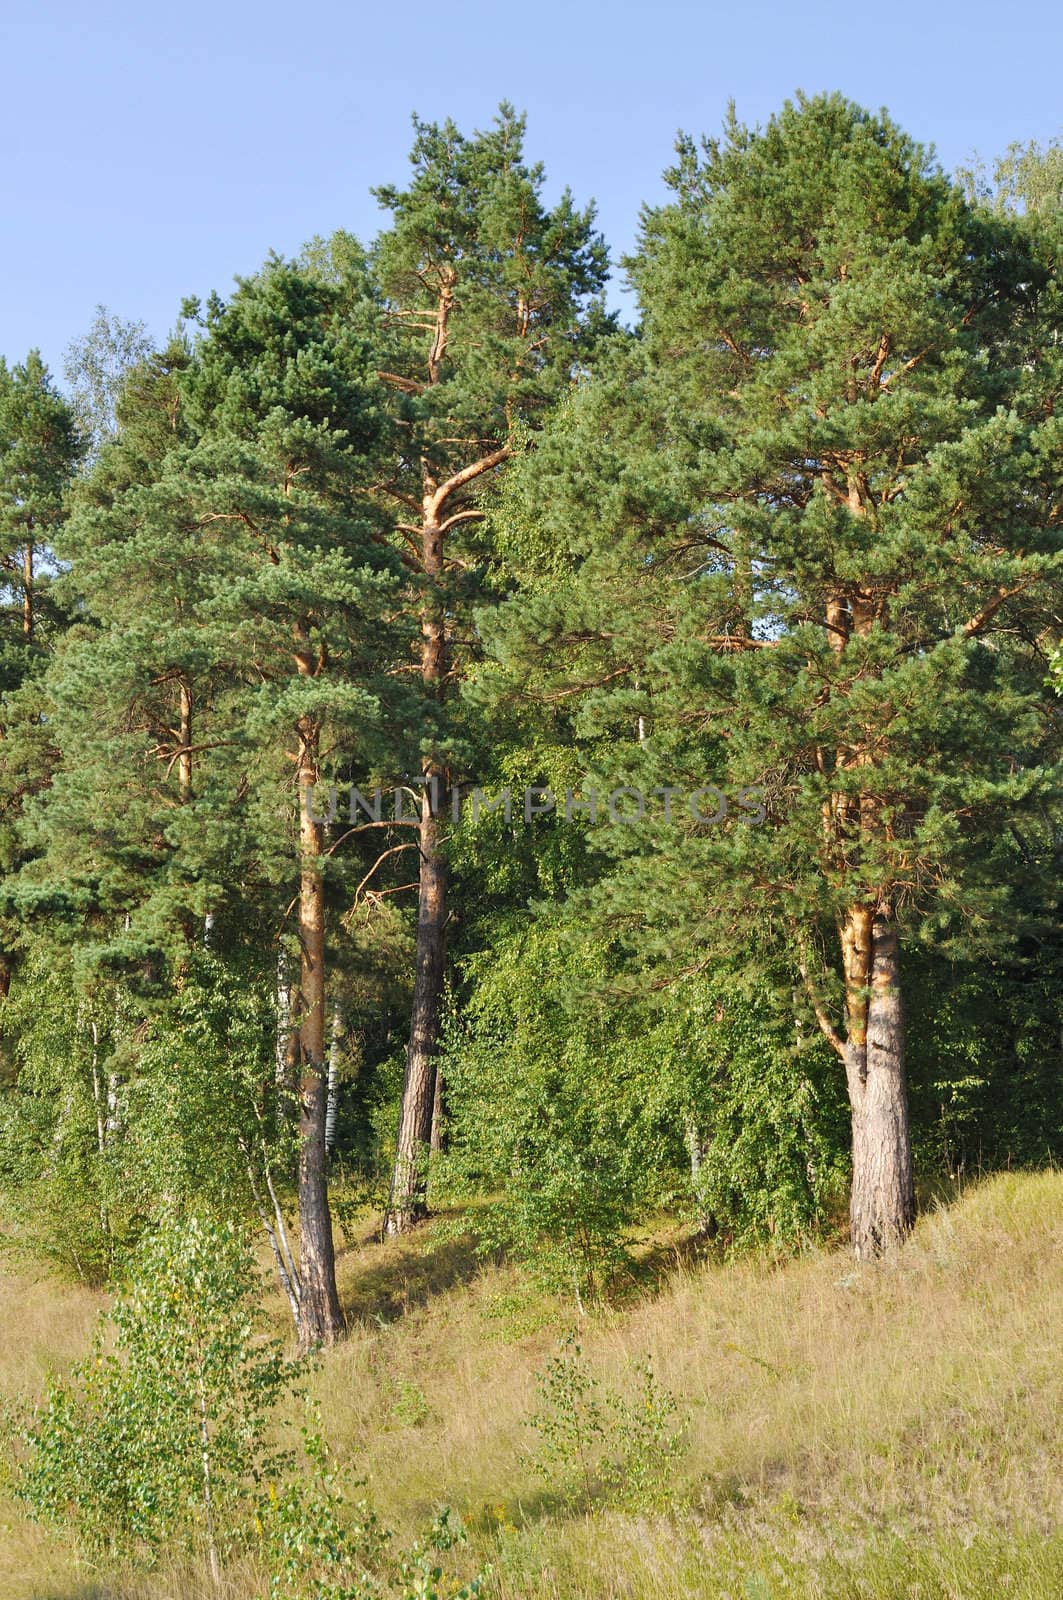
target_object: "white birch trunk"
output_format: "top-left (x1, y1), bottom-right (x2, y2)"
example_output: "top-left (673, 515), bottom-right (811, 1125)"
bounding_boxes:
top-left (326, 999), bottom-right (344, 1153)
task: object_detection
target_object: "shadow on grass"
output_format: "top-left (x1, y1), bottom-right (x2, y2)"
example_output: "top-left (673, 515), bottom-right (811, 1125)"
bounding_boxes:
top-left (463, 1471), bottom-right (624, 1537)
top-left (337, 1226), bottom-right (487, 1326)
top-left (31, 1590), bottom-right (113, 1599)
top-left (610, 1205), bottom-right (854, 1309)
top-left (603, 1223), bottom-right (730, 1310)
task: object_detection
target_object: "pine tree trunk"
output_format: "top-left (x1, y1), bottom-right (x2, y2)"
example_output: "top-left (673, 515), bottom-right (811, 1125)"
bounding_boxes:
top-left (295, 716), bottom-right (343, 1348)
top-left (178, 677), bottom-right (193, 804)
top-left (822, 584), bottom-right (916, 1257)
top-left (387, 780), bottom-right (446, 1232)
top-left (22, 539), bottom-right (33, 639)
top-left (387, 507), bottom-right (449, 1234)
top-left (843, 909), bottom-right (915, 1257)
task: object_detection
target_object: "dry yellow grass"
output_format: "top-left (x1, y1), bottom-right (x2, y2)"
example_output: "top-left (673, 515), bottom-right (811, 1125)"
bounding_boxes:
top-left (0, 1264), bottom-right (103, 1600)
top-left (2, 1170), bottom-right (1062, 1598)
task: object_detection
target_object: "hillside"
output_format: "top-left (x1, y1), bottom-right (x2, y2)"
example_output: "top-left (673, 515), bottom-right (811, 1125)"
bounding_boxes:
top-left (2, 1171), bottom-right (1062, 1599)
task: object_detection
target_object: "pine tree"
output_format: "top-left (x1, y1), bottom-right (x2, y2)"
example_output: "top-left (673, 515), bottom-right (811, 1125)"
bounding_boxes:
top-left (177, 261), bottom-right (412, 1340)
top-left (0, 352), bottom-right (81, 996)
top-left (18, 336), bottom-right (211, 961)
top-left (0, 351), bottom-right (81, 664)
top-left (369, 103), bottom-right (611, 1230)
top-left (479, 96), bottom-right (1063, 1255)
top-left (24, 260), bottom-right (411, 1343)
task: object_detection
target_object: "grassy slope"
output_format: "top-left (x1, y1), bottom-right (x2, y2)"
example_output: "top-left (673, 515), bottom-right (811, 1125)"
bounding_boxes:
top-left (2, 1171), bottom-right (1061, 1599)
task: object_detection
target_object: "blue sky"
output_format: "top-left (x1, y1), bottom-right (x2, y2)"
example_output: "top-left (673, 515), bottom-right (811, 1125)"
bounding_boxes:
top-left (3, 0), bottom-right (1061, 384)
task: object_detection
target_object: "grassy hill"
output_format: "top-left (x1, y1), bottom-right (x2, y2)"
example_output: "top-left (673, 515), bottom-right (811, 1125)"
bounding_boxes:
top-left (2, 1171), bottom-right (1062, 1599)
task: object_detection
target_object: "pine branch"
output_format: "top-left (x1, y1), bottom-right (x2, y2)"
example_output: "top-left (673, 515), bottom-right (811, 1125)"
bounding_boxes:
top-left (428, 445), bottom-right (511, 520)
top-left (796, 945), bottom-right (847, 1062)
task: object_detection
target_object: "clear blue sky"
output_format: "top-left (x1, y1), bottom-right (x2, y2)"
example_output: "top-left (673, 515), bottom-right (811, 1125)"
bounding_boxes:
top-left (4, 0), bottom-right (1061, 384)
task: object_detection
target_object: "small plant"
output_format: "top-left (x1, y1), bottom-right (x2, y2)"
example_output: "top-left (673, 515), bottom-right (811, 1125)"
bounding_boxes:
top-left (261, 1416), bottom-right (484, 1600)
top-left (397, 1508), bottom-right (484, 1600)
top-left (528, 1334), bottom-right (687, 1510)
top-left (604, 1356), bottom-right (687, 1510)
top-left (391, 1381), bottom-right (433, 1428)
top-left (259, 1409), bottom-right (388, 1600)
top-left (18, 1211), bottom-right (296, 1582)
top-left (528, 1334), bottom-right (608, 1503)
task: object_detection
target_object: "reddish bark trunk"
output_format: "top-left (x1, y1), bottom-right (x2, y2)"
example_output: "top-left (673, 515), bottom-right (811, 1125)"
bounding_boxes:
top-left (22, 540), bottom-right (33, 640)
top-left (380, 266), bottom-right (510, 1235)
top-left (177, 677), bottom-right (193, 805)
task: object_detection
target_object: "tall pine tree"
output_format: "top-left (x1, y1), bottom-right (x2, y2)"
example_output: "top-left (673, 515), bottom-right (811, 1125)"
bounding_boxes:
top-left (480, 96), bottom-right (1063, 1255)
top-left (25, 261), bottom-right (409, 1342)
top-left (369, 103), bottom-right (611, 1229)
top-left (0, 352), bottom-right (81, 995)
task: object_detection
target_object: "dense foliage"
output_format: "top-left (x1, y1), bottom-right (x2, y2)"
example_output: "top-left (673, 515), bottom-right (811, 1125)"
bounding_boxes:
top-left (1, 96), bottom-right (1061, 1344)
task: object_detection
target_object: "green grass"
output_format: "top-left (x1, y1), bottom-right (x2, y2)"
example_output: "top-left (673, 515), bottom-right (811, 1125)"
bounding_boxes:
top-left (2, 1170), bottom-right (1062, 1599)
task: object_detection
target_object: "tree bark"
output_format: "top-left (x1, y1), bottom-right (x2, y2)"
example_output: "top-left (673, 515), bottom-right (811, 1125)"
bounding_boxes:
top-left (386, 496), bottom-right (450, 1234)
top-left (819, 577), bottom-right (916, 1258)
top-left (379, 268), bottom-right (509, 1235)
top-left (275, 948), bottom-right (298, 1098)
top-left (242, 1138), bottom-right (302, 1331)
top-left (177, 677), bottom-right (193, 804)
top-left (387, 778), bottom-right (446, 1232)
top-left (430, 1060), bottom-right (446, 1154)
top-left (22, 539), bottom-right (33, 639)
top-left (325, 997), bottom-right (343, 1154)
top-left (295, 715), bottom-right (343, 1348)
top-left (841, 907), bottom-right (915, 1257)
top-left (196, 1381), bottom-right (221, 1591)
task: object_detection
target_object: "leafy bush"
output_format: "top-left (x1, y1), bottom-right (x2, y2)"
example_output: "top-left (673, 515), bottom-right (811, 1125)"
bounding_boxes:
top-left (439, 927), bottom-right (656, 1304)
top-left (0, 948), bottom-right (293, 1282)
top-left (440, 924), bottom-right (846, 1301)
top-left (16, 1208), bottom-right (486, 1598)
top-left (263, 1426), bottom-right (484, 1600)
top-left (528, 1334), bottom-right (687, 1510)
top-left (0, 951), bottom-right (129, 1280)
top-left (18, 1211), bottom-right (294, 1574)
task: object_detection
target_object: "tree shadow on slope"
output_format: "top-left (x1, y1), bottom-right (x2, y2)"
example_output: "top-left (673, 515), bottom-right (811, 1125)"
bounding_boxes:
top-left (605, 1221), bottom-right (727, 1307)
top-left (336, 1224), bottom-right (489, 1326)
top-left (30, 1589), bottom-right (112, 1600)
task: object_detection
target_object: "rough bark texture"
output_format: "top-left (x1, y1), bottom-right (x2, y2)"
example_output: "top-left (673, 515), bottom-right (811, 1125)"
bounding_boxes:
top-left (22, 539), bottom-right (33, 639)
top-left (429, 1061), bottom-right (446, 1154)
top-left (846, 911), bottom-right (915, 1257)
top-left (387, 779), bottom-right (446, 1232)
top-left (177, 677), bottom-right (193, 804)
top-left (294, 715), bottom-right (343, 1349)
top-left (386, 487), bottom-right (450, 1233)
top-left (811, 574), bottom-right (916, 1258)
